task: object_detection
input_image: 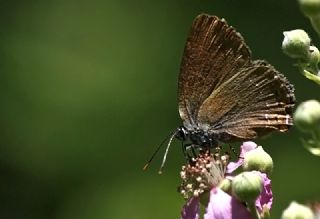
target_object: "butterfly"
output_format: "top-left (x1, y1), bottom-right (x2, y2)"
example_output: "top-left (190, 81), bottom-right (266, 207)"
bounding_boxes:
top-left (144, 14), bottom-right (295, 173)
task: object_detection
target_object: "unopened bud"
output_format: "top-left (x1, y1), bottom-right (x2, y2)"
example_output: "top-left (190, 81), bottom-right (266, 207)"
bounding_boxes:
top-left (232, 171), bottom-right (262, 203)
top-left (281, 201), bottom-right (314, 219)
top-left (282, 29), bottom-right (311, 61)
top-left (294, 100), bottom-right (320, 133)
top-left (309, 45), bottom-right (320, 66)
top-left (243, 146), bottom-right (273, 175)
top-left (218, 178), bottom-right (232, 193)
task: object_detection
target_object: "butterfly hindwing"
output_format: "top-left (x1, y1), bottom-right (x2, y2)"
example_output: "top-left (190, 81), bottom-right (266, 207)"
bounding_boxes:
top-left (197, 60), bottom-right (295, 141)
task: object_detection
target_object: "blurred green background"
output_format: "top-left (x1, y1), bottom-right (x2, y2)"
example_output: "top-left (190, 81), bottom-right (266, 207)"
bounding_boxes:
top-left (0, 0), bottom-right (319, 218)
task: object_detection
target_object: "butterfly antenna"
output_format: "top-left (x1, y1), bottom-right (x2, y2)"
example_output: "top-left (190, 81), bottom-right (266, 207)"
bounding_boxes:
top-left (158, 131), bottom-right (178, 174)
top-left (143, 130), bottom-right (177, 171)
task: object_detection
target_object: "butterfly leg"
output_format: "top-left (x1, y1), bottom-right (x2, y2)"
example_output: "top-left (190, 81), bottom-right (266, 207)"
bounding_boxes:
top-left (200, 140), bottom-right (214, 155)
top-left (190, 145), bottom-right (197, 158)
top-left (182, 142), bottom-right (191, 162)
top-left (182, 142), bottom-right (198, 162)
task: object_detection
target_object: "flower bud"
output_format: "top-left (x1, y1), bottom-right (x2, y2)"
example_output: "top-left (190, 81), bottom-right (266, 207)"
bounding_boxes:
top-left (281, 201), bottom-right (314, 219)
top-left (298, 0), bottom-right (320, 17)
top-left (309, 45), bottom-right (320, 66)
top-left (232, 171), bottom-right (262, 203)
top-left (218, 178), bottom-right (232, 193)
top-left (294, 100), bottom-right (320, 132)
top-left (243, 146), bottom-right (273, 175)
top-left (282, 29), bottom-right (311, 61)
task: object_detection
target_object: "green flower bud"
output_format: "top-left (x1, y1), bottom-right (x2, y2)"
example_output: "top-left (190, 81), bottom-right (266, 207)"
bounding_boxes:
top-left (309, 46), bottom-right (320, 65)
top-left (281, 201), bottom-right (314, 219)
top-left (243, 146), bottom-right (273, 175)
top-left (232, 171), bottom-right (262, 203)
top-left (298, 0), bottom-right (320, 17)
top-left (282, 29), bottom-right (311, 61)
top-left (294, 100), bottom-right (320, 132)
top-left (218, 178), bottom-right (232, 193)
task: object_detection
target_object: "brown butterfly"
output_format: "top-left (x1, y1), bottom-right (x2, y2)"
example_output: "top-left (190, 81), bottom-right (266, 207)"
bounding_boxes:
top-left (144, 14), bottom-right (295, 172)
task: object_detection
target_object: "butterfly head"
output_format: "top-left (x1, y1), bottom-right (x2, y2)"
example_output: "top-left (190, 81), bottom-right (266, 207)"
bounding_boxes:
top-left (176, 126), bottom-right (218, 149)
top-left (176, 126), bottom-right (189, 141)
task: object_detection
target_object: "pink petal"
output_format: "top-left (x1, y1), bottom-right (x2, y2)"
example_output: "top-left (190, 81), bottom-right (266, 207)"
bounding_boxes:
top-left (204, 188), bottom-right (252, 219)
top-left (254, 172), bottom-right (273, 212)
top-left (181, 197), bottom-right (200, 219)
top-left (226, 141), bottom-right (257, 174)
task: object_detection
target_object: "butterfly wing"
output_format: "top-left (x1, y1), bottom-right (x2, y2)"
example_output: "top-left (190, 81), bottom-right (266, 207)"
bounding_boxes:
top-left (197, 60), bottom-right (295, 141)
top-left (178, 14), bottom-right (251, 128)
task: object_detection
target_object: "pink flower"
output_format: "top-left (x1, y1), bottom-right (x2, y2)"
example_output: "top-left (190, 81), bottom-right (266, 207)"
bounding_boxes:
top-left (255, 172), bottom-right (273, 213)
top-left (204, 188), bottom-right (252, 219)
top-left (180, 142), bottom-right (273, 219)
top-left (181, 197), bottom-right (200, 219)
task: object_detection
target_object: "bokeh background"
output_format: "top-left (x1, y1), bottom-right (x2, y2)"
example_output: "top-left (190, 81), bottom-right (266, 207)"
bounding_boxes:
top-left (1, 0), bottom-right (319, 218)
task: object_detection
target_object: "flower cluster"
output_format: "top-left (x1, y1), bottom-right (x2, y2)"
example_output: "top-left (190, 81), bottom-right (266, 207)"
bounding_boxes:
top-left (282, 0), bottom-right (320, 156)
top-left (180, 142), bottom-right (273, 219)
top-left (278, 1), bottom-right (320, 217)
top-left (282, 29), bottom-right (320, 85)
top-left (178, 151), bottom-right (228, 200)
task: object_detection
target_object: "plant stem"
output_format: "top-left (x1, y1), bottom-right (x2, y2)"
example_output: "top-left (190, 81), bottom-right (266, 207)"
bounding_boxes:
top-left (247, 201), bottom-right (260, 219)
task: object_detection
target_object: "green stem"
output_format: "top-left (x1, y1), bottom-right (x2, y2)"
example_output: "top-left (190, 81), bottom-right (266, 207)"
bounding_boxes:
top-left (299, 67), bottom-right (320, 85)
top-left (247, 201), bottom-right (260, 219)
top-left (310, 14), bottom-right (320, 37)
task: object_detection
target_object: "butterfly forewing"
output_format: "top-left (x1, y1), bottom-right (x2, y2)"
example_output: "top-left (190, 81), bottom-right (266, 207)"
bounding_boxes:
top-left (178, 14), bottom-right (295, 142)
top-left (178, 14), bottom-right (251, 129)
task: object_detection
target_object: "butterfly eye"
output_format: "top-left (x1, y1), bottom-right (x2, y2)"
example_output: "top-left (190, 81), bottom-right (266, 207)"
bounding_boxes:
top-left (176, 126), bottom-right (189, 141)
